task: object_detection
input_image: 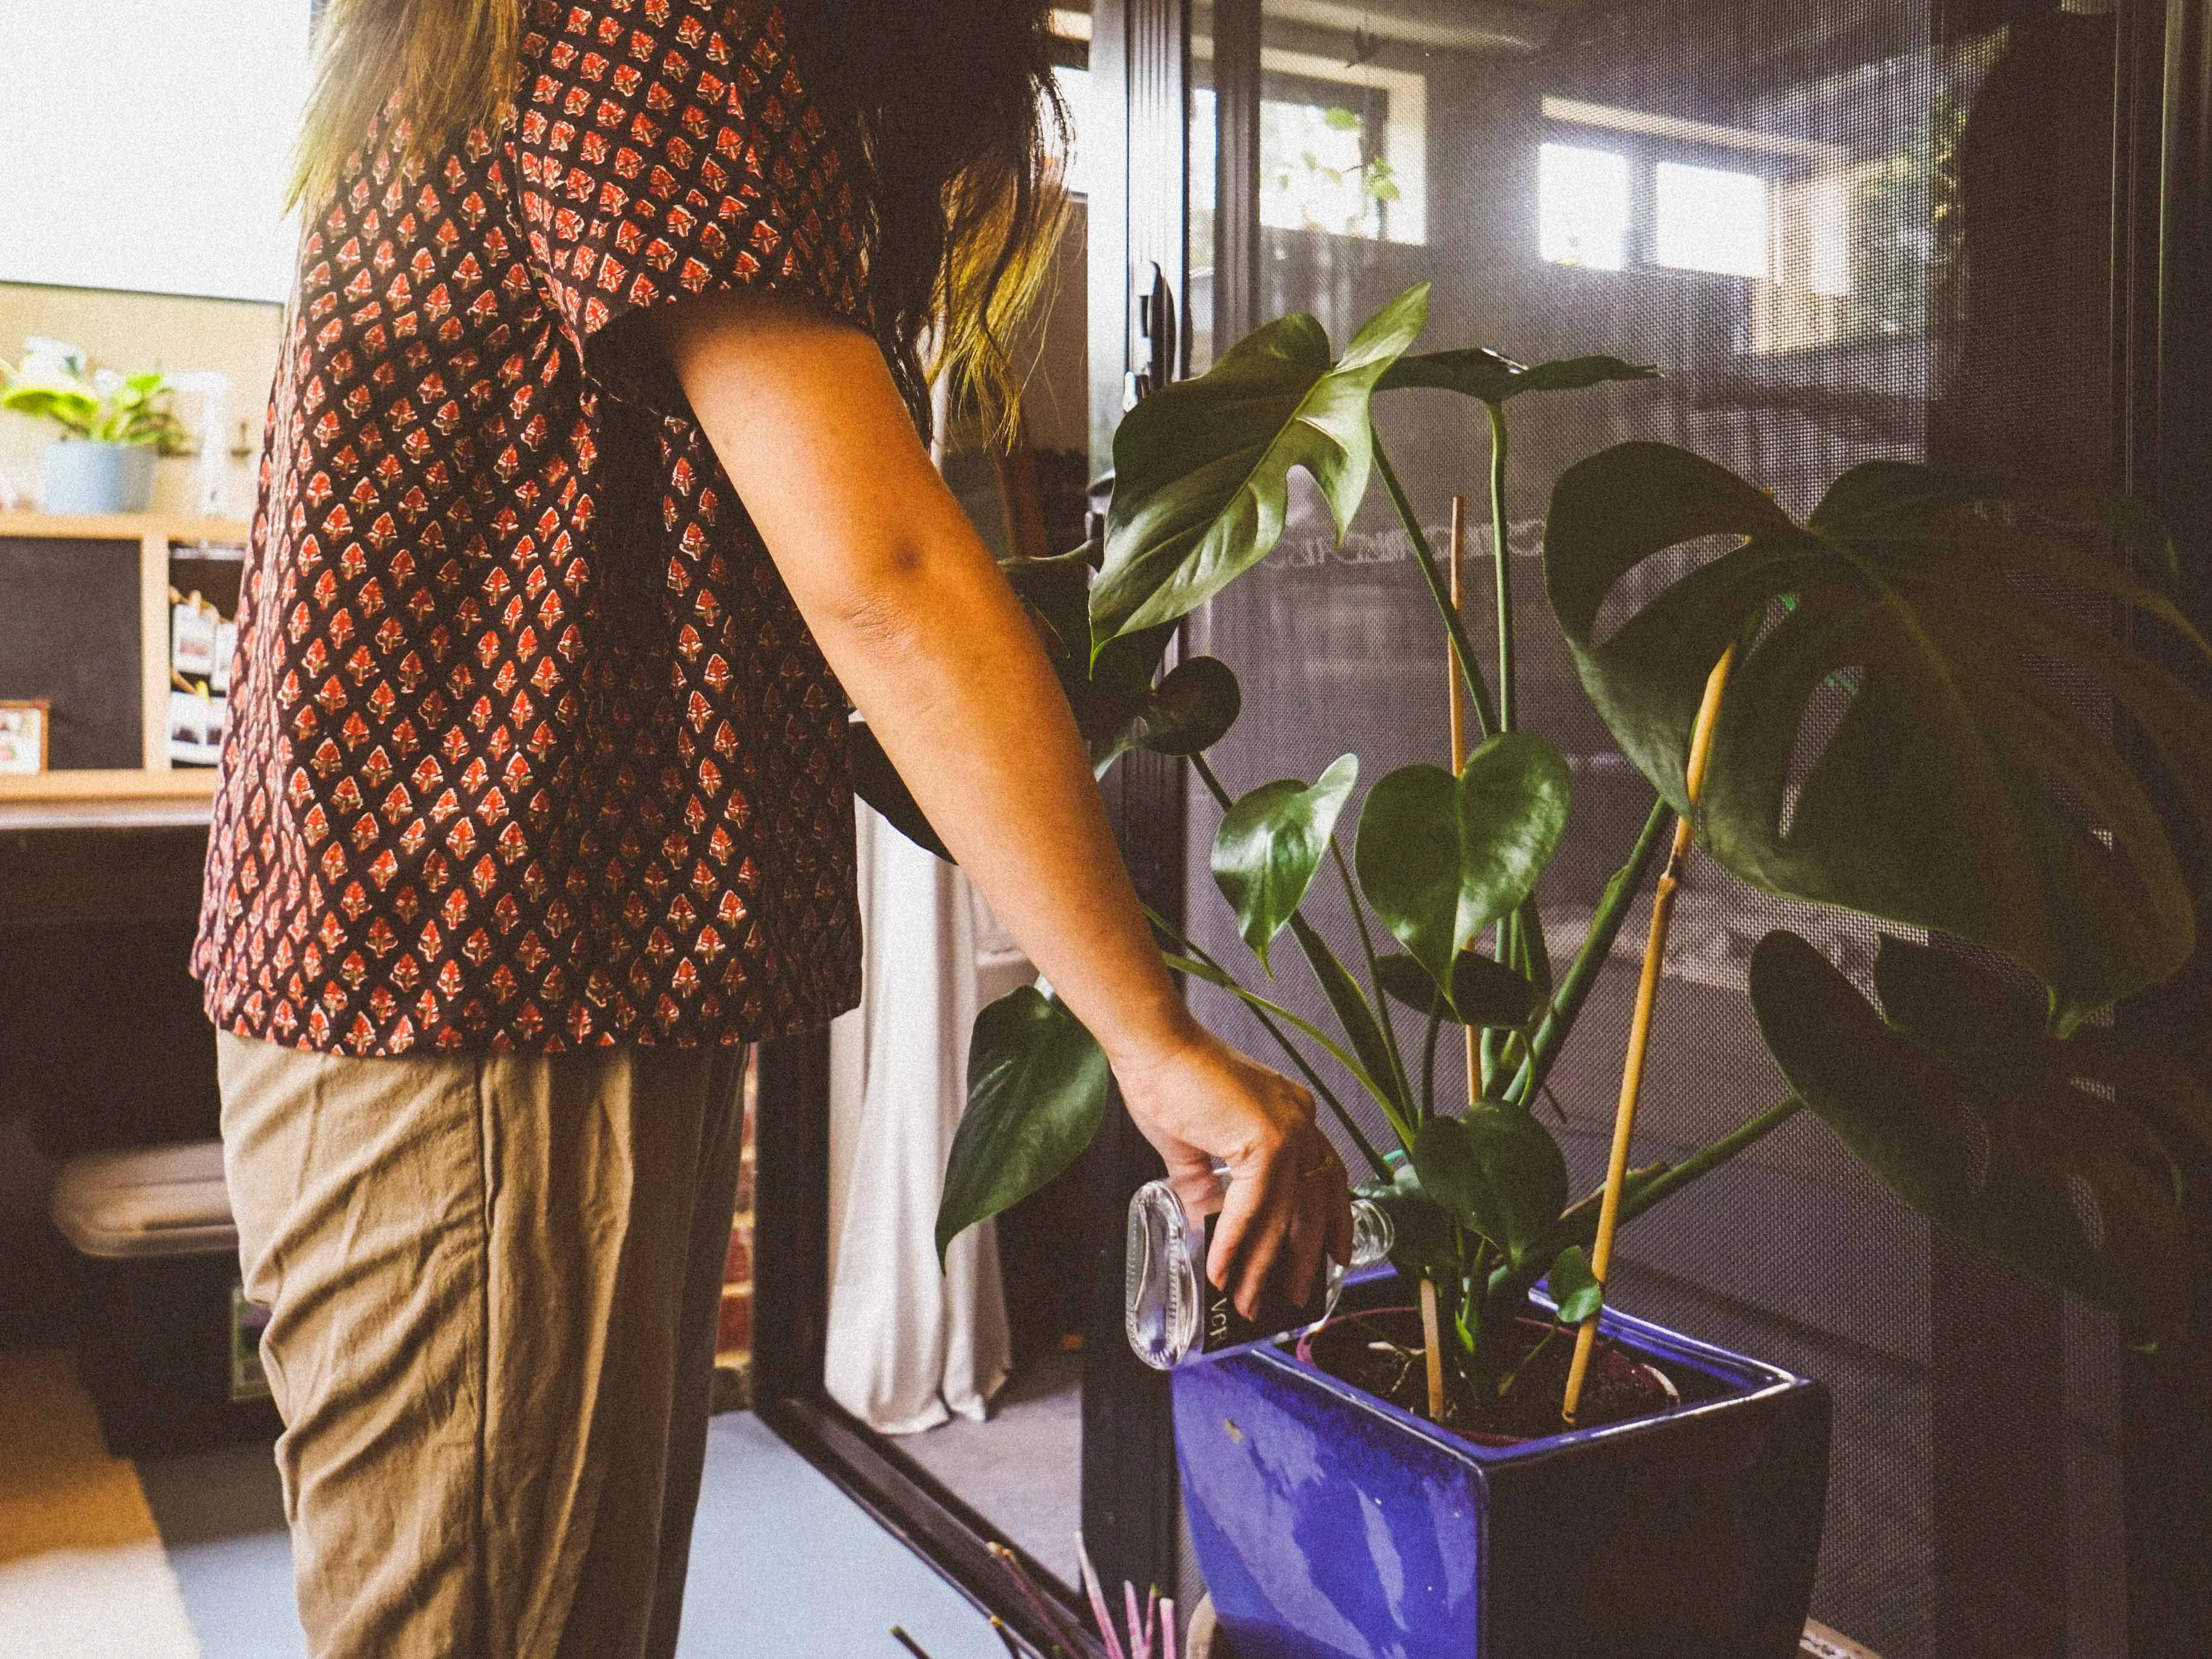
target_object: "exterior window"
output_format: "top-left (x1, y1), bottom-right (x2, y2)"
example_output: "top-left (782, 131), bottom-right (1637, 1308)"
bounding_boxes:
top-left (1200, 38), bottom-right (1426, 246)
top-left (1538, 143), bottom-right (1630, 270)
top-left (1653, 161), bottom-right (1772, 278)
top-left (0, 0), bottom-right (311, 301)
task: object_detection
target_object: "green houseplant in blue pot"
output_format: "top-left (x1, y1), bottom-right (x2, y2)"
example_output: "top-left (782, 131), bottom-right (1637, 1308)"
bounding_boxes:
top-left (1, 341), bottom-right (187, 513)
top-left (863, 283), bottom-right (2212, 1658)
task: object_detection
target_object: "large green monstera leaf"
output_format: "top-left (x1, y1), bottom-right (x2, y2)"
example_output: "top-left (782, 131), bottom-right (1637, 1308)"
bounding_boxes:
top-left (1379, 348), bottom-right (1656, 405)
top-left (1546, 443), bottom-right (2212, 1026)
top-left (1750, 929), bottom-right (2196, 1345)
top-left (1091, 284), bottom-right (1430, 651)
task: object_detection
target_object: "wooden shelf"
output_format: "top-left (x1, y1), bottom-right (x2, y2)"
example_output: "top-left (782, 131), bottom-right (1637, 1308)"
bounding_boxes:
top-left (0, 511), bottom-right (250, 544)
top-left (0, 513), bottom-right (250, 804)
top-left (0, 768), bottom-right (218, 803)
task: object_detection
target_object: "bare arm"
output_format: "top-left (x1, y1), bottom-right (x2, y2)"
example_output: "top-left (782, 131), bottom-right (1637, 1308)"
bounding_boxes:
top-left (653, 291), bottom-right (1350, 1313)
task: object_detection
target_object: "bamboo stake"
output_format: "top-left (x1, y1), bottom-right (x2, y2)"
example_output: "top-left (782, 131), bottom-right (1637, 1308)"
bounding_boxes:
top-left (1447, 497), bottom-right (1481, 1109)
top-left (1561, 646), bottom-right (1736, 1425)
top-left (1412, 499), bottom-right (1476, 1429)
top-left (1419, 1274), bottom-right (1447, 1420)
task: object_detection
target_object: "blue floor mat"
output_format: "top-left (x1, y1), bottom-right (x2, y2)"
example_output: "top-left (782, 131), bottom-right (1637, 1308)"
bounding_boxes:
top-left (140, 1413), bottom-right (1012, 1659)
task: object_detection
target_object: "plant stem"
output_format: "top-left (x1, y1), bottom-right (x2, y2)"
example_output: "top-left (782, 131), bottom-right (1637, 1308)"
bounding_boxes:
top-left (1609, 1094), bottom-right (1805, 1221)
top-left (1494, 1321), bottom-right (1559, 1400)
top-left (1486, 401), bottom-right (1515, 735)
top-left (1420, 1003), bottom-right (1443, 1118)
top-left (1188, 751), bottom-right (1235, 813)
top-left (1375, 442), bottom-right (1502, 743)
top-left (1504, 794), bottom-right (1673, 1110)
top-left (1329, 839), bottom-right (1417, 1118)
top-left (1141, 902), bottom-right (1393, 1179)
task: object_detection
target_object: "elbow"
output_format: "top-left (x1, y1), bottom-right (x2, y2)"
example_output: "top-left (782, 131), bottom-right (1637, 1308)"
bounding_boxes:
top-left (811, 540), bottom-right (933, 656)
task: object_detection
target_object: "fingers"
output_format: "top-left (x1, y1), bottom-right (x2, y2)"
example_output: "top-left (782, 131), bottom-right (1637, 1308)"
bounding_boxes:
top-left (1209, 1123), bottom-right (1353, 1323)
top-left (1326, 1157), bottom-right (1357, 1268)
top-left (1165, 1154), bottom-right (1225, 1222)
top-left (1119, 1031), bottom-right (1355, 1325)
top-left (1207, 1165), bottom-right (1289, 1320)
top-left (1278, 1134), bottom-right (1337, 1311)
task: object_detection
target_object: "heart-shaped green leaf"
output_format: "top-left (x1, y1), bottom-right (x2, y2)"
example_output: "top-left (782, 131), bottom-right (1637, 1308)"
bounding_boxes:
top-left (1544, 442), bottom-right (2212, 1027)
top-left (849, 720), bottom-right (952, 863)
top-left (1357, 1162), bottom-right (1461, 1283)
top-left (1066, 621), bottom-right (1178, 753)
top-left (1092, 283), bottom-right (1430, 650)
top-left (1410, 1103), bottom-right (1569, 1266)
top-left (1749, 928), bottom-right (2188, 1345)
top-left (1379, 348), bottom-right (1656, 404)
top-left (936, 987), bottom-right (1111, 1264)
top-left (1544, 1245), bottom-right (1604, 1325)
top-left (1094, 656), bottom-right (1243, 770)
top-left (1212, 756), bottom-right (1359, 974)
top-left (1353, 733), bottom-right (1571, 1013)
top-left (1374, 951), bottom-right (1538, 1028)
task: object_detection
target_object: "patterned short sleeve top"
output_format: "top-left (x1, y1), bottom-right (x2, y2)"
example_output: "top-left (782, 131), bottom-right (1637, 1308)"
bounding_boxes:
top-left (193, 0), bottom-right (868, 1055)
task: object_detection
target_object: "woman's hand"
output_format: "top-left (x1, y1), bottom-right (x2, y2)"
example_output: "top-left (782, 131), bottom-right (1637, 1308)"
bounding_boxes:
top-left (1114, 1021), bottom-right (1355, 1321)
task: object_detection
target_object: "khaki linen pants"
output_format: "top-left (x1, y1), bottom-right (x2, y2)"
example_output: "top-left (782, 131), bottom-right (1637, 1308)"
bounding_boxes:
top-left (218, 1032), bottom-right (748, 1659)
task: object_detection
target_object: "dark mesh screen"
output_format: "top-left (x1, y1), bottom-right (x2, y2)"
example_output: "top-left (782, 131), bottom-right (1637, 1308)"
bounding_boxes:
top-left (1181, 2), bottom-right (2125, 1652)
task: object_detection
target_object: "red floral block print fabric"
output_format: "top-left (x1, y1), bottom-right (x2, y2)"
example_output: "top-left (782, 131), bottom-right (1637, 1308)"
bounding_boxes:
top-left (193, 0), bottom-right (866, 1055)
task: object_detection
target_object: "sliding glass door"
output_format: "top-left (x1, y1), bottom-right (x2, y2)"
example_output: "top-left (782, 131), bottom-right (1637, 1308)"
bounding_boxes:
top-left (1144, 2), bottom-right (2196, 1654)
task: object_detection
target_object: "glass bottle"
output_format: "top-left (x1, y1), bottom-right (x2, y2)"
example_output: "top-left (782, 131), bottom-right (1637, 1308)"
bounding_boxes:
top-left (1124, 1172), bottom-right (1395, 1369)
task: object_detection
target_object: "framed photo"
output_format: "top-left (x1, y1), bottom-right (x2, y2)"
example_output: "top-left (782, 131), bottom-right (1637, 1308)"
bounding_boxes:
top-left (0, 700), bottom-right (49, 776)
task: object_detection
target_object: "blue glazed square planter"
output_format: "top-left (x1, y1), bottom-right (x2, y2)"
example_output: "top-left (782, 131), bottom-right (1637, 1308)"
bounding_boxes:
top-left (1174, 1277), bottom-right (1830, 1659)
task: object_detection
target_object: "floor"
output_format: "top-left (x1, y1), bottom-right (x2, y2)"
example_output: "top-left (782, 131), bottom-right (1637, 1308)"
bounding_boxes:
top-left (898, 1350), bottom-right (1084, 1592)
top-left (119, 1412), bottom-right (1017, 1659)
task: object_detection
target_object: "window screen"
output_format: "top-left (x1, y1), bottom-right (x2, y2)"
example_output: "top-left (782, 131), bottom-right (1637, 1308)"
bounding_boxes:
top-left (1183, 3), bottom-right (2125, 1654)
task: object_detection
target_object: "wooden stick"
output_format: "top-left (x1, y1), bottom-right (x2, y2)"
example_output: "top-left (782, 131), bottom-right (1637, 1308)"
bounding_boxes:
top-left (1447, 496), bottom-right (1469, 764)
top-left (1446, 496), bottom-right (1480, 1108)
top-left (1419, 1274), bottom-right (1447, 1420)
top-left (1561, 646), bottom-right (1736, 1425)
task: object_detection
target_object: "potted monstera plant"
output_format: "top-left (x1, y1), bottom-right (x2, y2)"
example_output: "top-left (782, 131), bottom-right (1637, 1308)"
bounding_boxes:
top-left (857, 283), bottom-right (2212, 1659)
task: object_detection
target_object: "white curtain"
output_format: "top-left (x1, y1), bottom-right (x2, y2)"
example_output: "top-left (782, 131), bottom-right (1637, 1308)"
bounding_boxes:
top-left (823, 803), bottom-right (1017, 1433)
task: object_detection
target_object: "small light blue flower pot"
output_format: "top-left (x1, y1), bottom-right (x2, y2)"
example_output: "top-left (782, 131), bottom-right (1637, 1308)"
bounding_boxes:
top-left (42, 439), bottom-right (158, 514)
top-left (1174, 1272), bottom-right (1830, 1659)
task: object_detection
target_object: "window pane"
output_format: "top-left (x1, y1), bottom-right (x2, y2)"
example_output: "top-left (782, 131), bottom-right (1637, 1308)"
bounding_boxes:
top-left (1654, 159), bottom-right (1772, 278)
top-left (1539, 142), bottom-right (1630, 270)
top-left (0, 0), bottom-right (311, 301)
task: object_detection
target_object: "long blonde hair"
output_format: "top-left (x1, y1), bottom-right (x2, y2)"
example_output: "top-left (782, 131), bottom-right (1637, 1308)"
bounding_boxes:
top-left (293, 0), bottom-right (1066, 434)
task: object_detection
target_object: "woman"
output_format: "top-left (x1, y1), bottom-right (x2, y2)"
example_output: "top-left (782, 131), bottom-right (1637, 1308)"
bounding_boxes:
top-left (193, 1), bottom-right (1352, 1654)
